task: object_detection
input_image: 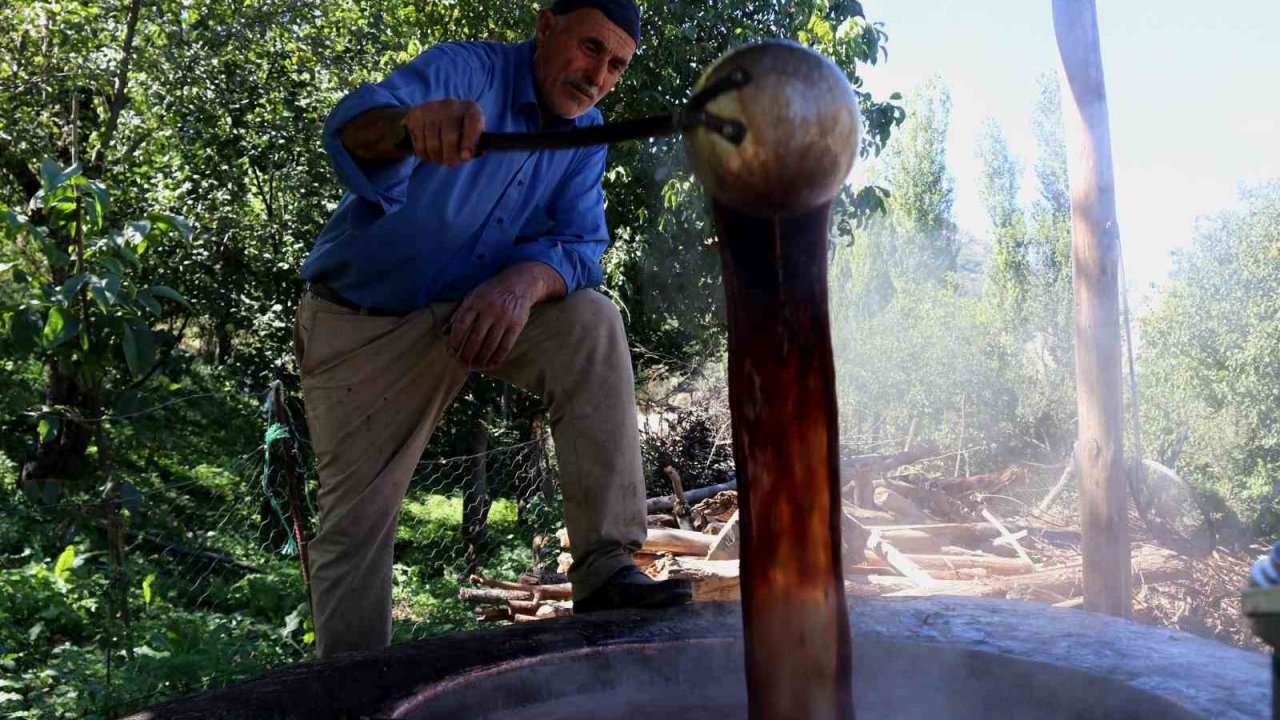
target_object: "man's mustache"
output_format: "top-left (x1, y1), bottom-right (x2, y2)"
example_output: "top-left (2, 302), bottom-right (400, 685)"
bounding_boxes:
top-left (565, 77), bottom-right (600, 102)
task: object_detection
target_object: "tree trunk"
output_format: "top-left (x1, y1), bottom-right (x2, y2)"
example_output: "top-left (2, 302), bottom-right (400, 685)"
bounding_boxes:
top-left (20, 361), bottom-right (98, 491)
top-left (1052, 0), bottom-right (1132, 618)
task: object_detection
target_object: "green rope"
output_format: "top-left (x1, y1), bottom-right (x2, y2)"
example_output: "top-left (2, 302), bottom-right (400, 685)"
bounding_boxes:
top-left (261, 383), bottom-right (313, 556)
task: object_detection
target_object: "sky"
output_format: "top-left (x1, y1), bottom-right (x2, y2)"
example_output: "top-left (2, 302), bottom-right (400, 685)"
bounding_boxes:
top-left (854, 0), bottom-right (1280, 296)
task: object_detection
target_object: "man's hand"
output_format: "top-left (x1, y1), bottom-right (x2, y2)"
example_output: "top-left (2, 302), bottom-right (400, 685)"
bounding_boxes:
top-left (447, 262), bottom-right (567, 370)
top-left (403, 99), bottom-right (484, 167)
top-left (339, 100), bottom-right (484, 165)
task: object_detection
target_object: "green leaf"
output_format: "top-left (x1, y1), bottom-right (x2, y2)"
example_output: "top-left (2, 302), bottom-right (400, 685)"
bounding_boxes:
top-left (147, 212), bottom-right (193, 243)
top-left (53, 545), bottom-right (75, 580)
top-left (117, 242), bottom-right (142, 270)
top-left (39, 158), bottom-right (61, 193)
top-left (87, 180), bottom-right (110, 221)
top-left (39, 159), bottom-right (82, 194)
top-left (122, 319), bottom-right (155, 377)
top-left (101, 274), bottom-right (123, 304)
top-left (142, 573), bottom-right (157, 608)
top-left (89, 283), bottom-right (112, 311)
top-left (42, 307), bottom-right (81, 348)
top-left (37, 415), bottom-right (59, 441)
top-left (148, 285), bottom-right (190, 309)
top-left (135, 289), bottom-right (162, 317)
top-left (101, 257), bottom-right (125, 276)
top-left (60, 272), bottom-right (89, 302)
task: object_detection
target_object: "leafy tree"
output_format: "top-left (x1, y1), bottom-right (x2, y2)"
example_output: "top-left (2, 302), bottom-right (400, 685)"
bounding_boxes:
top-left (975, 117), bottom-right (1029, 316)
top-left (878, 74), bottom-right (959, 286)
top-left (1139, 181), bottom-right (1280, 543)
top-left (1, 163), bottom-right (190, 488)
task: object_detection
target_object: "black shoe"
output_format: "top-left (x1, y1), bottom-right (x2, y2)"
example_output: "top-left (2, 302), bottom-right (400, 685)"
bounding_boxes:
top-left (573, 565), bottom-right (694, 614)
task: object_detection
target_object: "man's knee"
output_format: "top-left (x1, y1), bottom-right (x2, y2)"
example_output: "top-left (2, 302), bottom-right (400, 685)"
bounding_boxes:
top-left (556, 290), bottom-right (626, 344)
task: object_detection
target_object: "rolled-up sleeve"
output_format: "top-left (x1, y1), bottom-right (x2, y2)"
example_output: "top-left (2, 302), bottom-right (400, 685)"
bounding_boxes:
top-left (504, 143), bottom-right (609, 294)
top-left (322, 43), bottom-right (490, 214)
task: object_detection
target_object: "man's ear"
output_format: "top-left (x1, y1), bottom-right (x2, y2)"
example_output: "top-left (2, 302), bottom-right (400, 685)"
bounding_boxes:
top-left (534, 9), bottom-right (556, 47)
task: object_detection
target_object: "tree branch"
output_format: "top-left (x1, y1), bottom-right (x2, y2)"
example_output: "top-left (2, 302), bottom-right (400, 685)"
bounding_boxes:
top-left (91, 0), bottom-right (145, 170)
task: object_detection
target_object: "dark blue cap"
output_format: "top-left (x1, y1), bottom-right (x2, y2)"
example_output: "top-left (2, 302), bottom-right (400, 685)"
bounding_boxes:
top-left (549, 0), bottom-right (642, 47)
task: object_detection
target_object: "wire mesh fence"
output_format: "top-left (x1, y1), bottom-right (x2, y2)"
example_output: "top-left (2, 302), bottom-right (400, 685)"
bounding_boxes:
top-left (1, 359), bottom-right (1256, 719)
top-left (0, 374), bottom-right (582, 719)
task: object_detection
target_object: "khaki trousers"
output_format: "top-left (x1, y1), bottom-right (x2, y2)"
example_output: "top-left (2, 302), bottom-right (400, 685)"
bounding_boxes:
top-left (294, 289), bottom-right (646, 658)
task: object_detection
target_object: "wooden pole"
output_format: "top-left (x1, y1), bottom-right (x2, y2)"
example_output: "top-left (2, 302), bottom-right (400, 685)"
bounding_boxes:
top-left (1051, 0), bottom-right (1131, 617)
top-left (715, 200), bottom-right (853, 720)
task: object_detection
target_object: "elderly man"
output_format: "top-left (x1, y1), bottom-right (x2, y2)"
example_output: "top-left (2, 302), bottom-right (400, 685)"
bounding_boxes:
top-left (295, 0), bottom-right (692, 658)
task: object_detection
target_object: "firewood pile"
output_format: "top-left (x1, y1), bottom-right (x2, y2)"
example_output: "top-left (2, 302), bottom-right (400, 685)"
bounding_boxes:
top-left (457, 450), bottom-right (1258, 649)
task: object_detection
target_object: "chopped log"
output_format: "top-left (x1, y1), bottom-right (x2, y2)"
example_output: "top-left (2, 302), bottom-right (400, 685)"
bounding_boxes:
top-left (508, 600), bottom-right (541, 614)
top-left (862, 529), bottom-right (942, 555)
top-left (884, 478), bottom-right (975, 521)
top-left (875, 522), bottom-right (1005, 545)
top-left (530, 584), bottom-right (573, 601)
top-left (706, 510), bottom-right (741, 560)
top-left (468, 574), bottom-right (572, 599)
top-left (665, 465), bottom-right (694, 531)
top-left (646, 479), bottom-right (738, 514)
top-left (634, 552), bottom-right (661, 570)
top-left (844, 500), bottom-right (900, 526)
top-left (1053, 597), bottom-right (1085, 609)
top-left (535, 603), bottom-right (572, 618)
top-left (691, 490), bottom-right (739, 531)
top-left (559, 526), bottom-right (715, 557)
top-left (841, 442), bottom-right (941, 479)
top-left (1036, 446), bottom-right (1077, 515)
top-left (841, 503), bottom-right (869, 566)
top-left (866, 529), bottom-right (934, 587)
top-left (878, 546), bottom-right (1185, 601)
top-left (841, 443), bottom-right (940, 508)
top-left (473, 606), bottom-right (512, 621)
top-left (645, 528), bottom-right (716, 556)
top-left (930, 465), bottom-right (1029, 498)
top-left (981, 509), bottom-right (1034, 568)
top-left (864, 552), bottom-right (1034, 576)
top-left (651, 556), bottom-right (740, 601)
top-left (873, 487), bottom-right (938, 524)
top-left (518, 570), bottom-right (567, 586)
top-left (460, 587), bottom-right (531, 603)
top-left (648, 513), bottom-right (678, 529)
top-left (511, 614), bottom-right (541, 623)
top-left (557, 551), bottom-right (574, 575)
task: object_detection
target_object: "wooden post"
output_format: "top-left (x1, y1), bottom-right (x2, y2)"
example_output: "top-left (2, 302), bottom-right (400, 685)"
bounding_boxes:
top-left (1051, 0), bottom-right (1131, 617)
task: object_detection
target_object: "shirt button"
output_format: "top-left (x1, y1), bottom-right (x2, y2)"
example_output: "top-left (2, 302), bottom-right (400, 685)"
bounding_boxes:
top-left (517, 179), bottom-right (525, 186)
top-left (496, 218), bottom-right (505, 226)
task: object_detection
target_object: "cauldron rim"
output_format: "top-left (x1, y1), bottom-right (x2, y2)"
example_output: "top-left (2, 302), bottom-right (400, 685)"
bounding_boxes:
top-left (125, 596), bottom-right (1268, 720)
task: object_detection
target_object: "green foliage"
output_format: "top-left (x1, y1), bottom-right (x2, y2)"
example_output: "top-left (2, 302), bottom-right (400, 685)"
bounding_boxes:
top-left (1, 164), bottom-right (190, 381)
top-left (1139, 181), bottom-right (1280, 542)
top-left (0, 2), bottom-right (905, 715)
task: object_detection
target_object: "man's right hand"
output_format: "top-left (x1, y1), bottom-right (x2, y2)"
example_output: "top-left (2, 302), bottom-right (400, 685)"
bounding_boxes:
top-left (401, 99), bottom-right (485, 167)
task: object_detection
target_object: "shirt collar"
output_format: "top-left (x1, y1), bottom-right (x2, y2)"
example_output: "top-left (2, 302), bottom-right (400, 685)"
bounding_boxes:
top-left (512, 40), bottom-right (590, 131)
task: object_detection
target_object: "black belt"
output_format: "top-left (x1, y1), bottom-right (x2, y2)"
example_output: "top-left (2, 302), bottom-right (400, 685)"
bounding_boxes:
top-left (307, 282), bottom-right (404, 317)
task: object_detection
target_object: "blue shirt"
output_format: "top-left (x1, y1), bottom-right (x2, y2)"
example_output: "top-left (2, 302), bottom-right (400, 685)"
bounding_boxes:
top-left (301, 40), bottom-right (610, 313)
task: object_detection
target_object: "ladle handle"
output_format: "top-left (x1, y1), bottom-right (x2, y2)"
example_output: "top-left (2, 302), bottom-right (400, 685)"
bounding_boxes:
top-left (392, 113), bottom-right (679, 156)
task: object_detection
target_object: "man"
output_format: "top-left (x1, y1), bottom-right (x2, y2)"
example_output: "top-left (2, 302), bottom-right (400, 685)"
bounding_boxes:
top-left (295, 0), bottom-right (692, 659)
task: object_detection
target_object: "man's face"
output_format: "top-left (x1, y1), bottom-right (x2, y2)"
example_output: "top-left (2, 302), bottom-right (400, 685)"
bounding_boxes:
top-left (533, 8), bottom-right (636, 119)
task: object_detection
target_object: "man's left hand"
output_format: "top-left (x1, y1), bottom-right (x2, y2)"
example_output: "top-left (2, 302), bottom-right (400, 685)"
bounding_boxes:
top-left (446, 262), bottom-right (566, 370)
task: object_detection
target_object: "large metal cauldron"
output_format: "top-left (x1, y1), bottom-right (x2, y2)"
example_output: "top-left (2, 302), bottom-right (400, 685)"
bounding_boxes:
top-left (127, 597), bottom-right (1266, 719)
